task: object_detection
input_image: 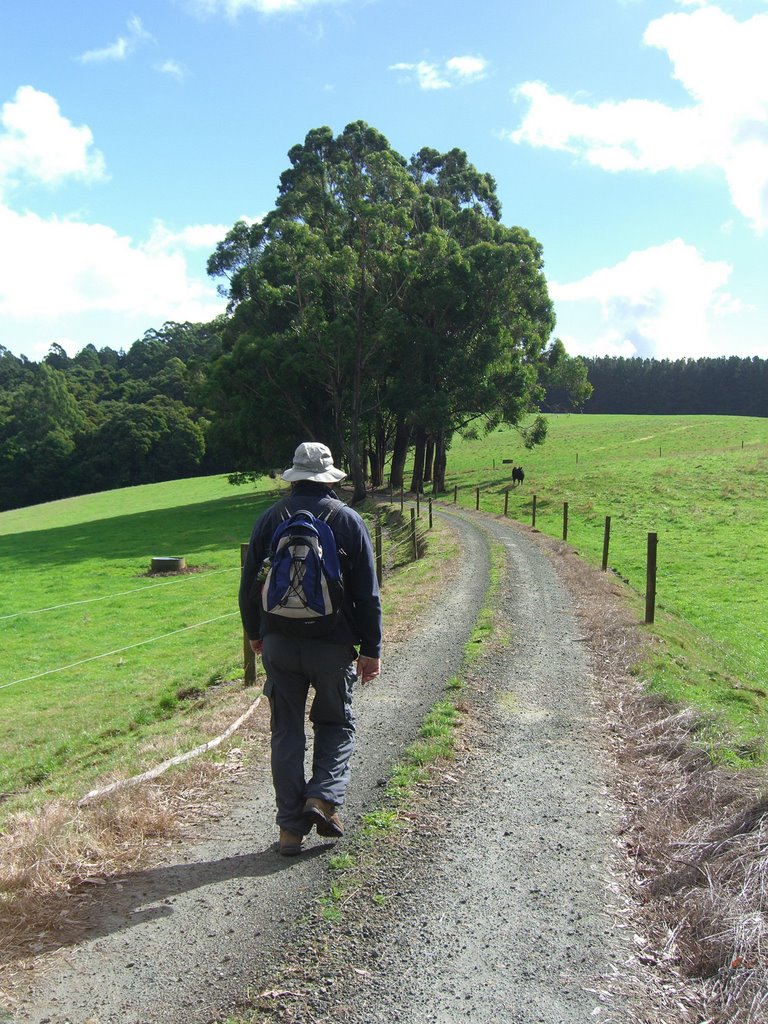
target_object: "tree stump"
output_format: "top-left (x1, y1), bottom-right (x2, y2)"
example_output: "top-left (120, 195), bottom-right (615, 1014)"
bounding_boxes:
top-left (150, 556), bottom-right (186, 573)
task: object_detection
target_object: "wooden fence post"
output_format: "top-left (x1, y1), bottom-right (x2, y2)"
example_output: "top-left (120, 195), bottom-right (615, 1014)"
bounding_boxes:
top-left (504, 489), bottom-right (509, 517)
top-left (645, 532), bottom-right (658, 624)
top-left (602, 516), bottom-right (611, 572)
top-left (532, 494), bottom-right (537, 528)
top-left (563, 501), bottom-right (569, 541)
top-left (410, 509), bottom-right (418, 561)
top-left (240, 543), bottom-right (256, 686)
top-left (428, 498), bottom-right (433, 529)
top-left (475, 487), bottom-right (480, 511)
top-left (454, 485), bottom-right (458, 504)
top-left (375, 522), bottom-right (383, 587)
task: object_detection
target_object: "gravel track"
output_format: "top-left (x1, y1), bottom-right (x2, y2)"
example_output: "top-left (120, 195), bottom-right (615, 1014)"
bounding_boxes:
top-left (12, 508), bottom-right (644, 1024)
top-left (326, 511), bottom-right (634, 1024)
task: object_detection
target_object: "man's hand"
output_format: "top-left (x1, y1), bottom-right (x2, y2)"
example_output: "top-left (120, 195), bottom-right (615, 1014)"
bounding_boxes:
top-left (249, 638), bottom-right (263, 655)
top-left (356, 655), bottom-right (381, 685)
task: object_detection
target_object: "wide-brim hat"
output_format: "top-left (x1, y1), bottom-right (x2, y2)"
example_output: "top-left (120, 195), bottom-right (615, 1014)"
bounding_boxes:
top-left (282, 442), bottom-right (347, 483)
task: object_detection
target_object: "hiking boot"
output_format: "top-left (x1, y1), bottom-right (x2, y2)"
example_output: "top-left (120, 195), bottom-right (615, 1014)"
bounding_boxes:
top-left (303, 797), bottom-right (344, 838)
top-left (278, 828), bottom-right (303, 856)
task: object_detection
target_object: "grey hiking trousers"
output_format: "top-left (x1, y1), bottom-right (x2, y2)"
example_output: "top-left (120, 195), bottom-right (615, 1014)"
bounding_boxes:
top-left (261, 633), bottom-right (357, 836)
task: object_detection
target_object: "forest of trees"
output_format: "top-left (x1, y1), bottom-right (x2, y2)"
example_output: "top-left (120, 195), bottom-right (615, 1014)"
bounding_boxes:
top-left (2, 123), bottom-right (599, 512)
top-left (0, 322), bottom-right (228, 511)
top-left (582, 356), bottom-right (768, 416)
top-left (4, 122), bottom-right (765, 515)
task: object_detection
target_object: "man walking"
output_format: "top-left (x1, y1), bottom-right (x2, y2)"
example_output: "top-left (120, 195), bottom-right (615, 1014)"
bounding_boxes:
top-left (239, 442), bottom-right (382, 856)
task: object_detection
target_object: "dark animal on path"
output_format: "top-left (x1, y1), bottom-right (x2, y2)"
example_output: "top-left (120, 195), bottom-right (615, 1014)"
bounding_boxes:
top-left (512, 466), bottom-right (525, 486)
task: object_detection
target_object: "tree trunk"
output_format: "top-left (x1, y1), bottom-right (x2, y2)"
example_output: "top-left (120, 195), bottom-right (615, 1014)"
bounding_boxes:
top-left (368, 418), bottom-right (387, 488)
top-left (349, 312), bottom-right (367, 504)
top-left (432, 429), bottom-right (447, 494)
top-left (350, 446), bottom-right (367, 503)
top-left (368, 447), bottom-right (381, 489)
top-left (410, 425), bottom-right (426, 493)
top-left (424, 435), bottom-right (435, 484)
top-left (389, 417), bottom-right (410, 489)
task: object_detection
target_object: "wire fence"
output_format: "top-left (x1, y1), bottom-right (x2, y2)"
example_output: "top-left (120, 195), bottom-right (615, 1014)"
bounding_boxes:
top-left (0, 498), bottom-right (433, 804)
top-left (443, 480), bottom-right (659, 623)
top-left (0, 566), bottom-right (241, 696)
top-left (0, 500), bottom-right (431, 697)
top-left (0, 567), bottom-right (239, 622)
top-left (0, 611), bottom-right (240, 693)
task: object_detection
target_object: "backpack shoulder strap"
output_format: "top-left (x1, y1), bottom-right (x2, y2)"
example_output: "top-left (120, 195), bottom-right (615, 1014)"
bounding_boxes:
top-left (320, 498), bottom-right (346, 525)
top-left (275, 497), bottom-right (293, 521)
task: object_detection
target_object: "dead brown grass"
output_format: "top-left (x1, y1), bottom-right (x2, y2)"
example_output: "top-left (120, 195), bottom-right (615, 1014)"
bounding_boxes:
top-left (0, 714), bottom-right (266, 996)
top-left (522, 522), bottom-right (768, 1024)
top-left (0, 761), bottom-right (230, 961)
top-left (377, 502), bottom-right (461, 644)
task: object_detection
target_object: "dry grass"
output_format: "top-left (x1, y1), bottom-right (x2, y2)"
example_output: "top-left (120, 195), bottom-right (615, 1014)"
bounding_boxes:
top-left (524, 522), bottom-right (768, 1024)
top-left (0, 718), bottom-right (263, 998)
top-left (376, 501), bottom-right (461, 644)
top-left (0, 761), bottom-right (230, 958)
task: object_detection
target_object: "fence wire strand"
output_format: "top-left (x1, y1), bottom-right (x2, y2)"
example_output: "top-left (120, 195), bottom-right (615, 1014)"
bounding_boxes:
top-left (0, 612), bottom-right (240, 693)
top-left (0, 567), bottom-right (239, 623)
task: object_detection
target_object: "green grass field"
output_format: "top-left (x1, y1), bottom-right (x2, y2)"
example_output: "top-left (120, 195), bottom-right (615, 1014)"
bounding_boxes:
top-left (2, 414), bottom-right (767, 818)
top-left (0, 473), bottom-right (445, 821)
top-left (0, 475), bottom-right (284, 814)
top-left (444, 414), bottom-right (768, 759)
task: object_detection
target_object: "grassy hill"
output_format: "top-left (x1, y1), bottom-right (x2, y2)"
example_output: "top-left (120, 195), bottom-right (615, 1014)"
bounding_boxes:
top-left (0, 472), bottom-right (449, 821)
top-left (0, 475), bottom-right (281, 816)
top-left (444, 414), bottom-right (768, 761)
top-left (2, 414), bottom-right (766, 818)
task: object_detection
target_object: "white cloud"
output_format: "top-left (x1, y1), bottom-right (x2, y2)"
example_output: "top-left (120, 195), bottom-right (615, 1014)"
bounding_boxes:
top-left (550, 239), bottom-right (737, 359)
top-left (445, 55), bottom-right (488, 81)
top-left (389, 61), bottom-right (450, 91)
top-left (510, 6), bottom-right (768, 232)
top-left (0, 87), bottom-right (228, 361)
top-left (0, 86), bottom-right (106, 193)
top-left (80, 37), bottom-right (130, 63)
top-left (390, 55), bottom-right (489, 91)
top-left (0, 206), bottom-right (224, 325)
top-left (145, 220), bottom-right (233, 253)
top-left (78, 15), bottom-right (152, 63)
top-left (157, 59), bottom-right (185, 80)
top-left (511, 82), bottom-right (718, 171)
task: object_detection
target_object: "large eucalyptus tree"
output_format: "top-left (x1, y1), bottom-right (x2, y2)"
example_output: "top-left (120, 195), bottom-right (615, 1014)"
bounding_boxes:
top-left (207, 123), bottom-right (555, 499)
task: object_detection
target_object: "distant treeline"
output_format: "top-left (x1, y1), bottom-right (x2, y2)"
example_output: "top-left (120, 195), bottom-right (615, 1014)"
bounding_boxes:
top-left (582, 356), bottom-right (768, 416)
top-left (3, 333), bottom-right (766, 512)
top-left (0, 322), bottom-right (229, 512)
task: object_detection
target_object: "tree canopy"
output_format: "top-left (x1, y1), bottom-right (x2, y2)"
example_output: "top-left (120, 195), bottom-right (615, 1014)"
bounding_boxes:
top-left (0, 321), bottom-right (224, 511)
top-left (206, 121), bottom-right (556, 500)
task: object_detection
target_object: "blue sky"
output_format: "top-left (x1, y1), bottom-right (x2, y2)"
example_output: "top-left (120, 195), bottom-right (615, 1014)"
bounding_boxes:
top-left (1, 0), bottom-right (767, 363)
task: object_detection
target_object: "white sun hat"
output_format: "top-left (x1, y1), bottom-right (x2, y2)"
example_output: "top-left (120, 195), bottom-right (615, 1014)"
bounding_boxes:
top-left (281, 442), bottom-right (347, 483)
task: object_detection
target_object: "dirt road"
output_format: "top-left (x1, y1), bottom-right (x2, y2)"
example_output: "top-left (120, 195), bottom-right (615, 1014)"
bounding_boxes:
top-left (11, 509), bottom-right (648, 1024)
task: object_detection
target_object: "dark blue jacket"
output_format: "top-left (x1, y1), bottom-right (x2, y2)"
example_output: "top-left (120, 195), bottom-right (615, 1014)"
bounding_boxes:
top-left (239, 483), bottom-right (382, 658)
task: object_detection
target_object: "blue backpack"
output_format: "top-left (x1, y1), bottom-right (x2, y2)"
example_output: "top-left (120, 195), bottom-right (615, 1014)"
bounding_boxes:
top-left (261, 499), bottom-right (345, 637)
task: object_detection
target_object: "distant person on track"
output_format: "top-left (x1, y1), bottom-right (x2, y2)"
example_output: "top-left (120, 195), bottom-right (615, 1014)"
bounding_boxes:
top-left (239, 442), bottom-right (383, 856)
